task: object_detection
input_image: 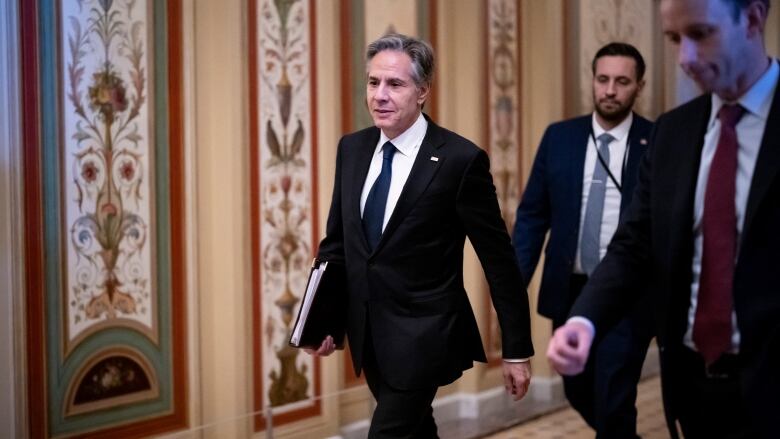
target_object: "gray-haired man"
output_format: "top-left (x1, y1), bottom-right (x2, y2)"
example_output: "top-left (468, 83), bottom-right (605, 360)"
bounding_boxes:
top-left (307, 34), bottom-right (534, 437)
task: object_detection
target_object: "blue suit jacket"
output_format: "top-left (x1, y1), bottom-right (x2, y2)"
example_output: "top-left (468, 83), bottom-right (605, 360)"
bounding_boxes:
top-left (512, 113), bottom-right (653, 322)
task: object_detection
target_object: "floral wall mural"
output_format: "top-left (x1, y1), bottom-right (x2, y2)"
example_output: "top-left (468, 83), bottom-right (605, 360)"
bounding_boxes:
top-left (63, 0), bottom-right (157, 351)
top-left (250, 0), bottom-right (321, 429)
top-left (22, 0), bottom-right (187, 437)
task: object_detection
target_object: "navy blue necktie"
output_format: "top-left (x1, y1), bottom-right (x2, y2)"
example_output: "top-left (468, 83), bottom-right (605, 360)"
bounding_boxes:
top-left (363, 141), bottom-right (396, 250)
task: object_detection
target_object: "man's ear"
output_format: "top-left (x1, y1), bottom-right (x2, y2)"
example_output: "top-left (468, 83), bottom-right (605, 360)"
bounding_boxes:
top-left (745, 0), bottom-right (768, 38)
top-left (637, 78), bottom-right (646, 94)
top-left (417, 84), bottom-right (430, 106)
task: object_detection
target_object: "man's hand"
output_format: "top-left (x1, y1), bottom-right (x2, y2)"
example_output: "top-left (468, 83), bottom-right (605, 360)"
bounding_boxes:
top-left (303, 335), bottom-right (336, 356)
top-left (546, 320), bottom-right (594, 376)
top-left (502, 361), bottom-right (532, 401)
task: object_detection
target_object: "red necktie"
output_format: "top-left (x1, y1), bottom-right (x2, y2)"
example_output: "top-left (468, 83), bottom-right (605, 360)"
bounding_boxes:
top-left (694, 104), bottom-right (744, 365)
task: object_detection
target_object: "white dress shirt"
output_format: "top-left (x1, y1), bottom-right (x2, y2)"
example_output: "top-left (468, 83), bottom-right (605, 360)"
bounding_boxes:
top-left (360, 113), bottom-right (427, 228)
top-left (683, 59), bottom-right (779, 353)
top-left (573, 112), bottom-right (633, 274)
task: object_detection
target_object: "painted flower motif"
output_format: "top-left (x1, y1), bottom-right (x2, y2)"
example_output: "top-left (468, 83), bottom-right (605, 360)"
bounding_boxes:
top-left (280, 175), bottom-right (292, 194)
top-left (81, 161), bottom-right (99, 183)
top-left (101, 203), bottom-right (118, 216)
top-left (88, 69), bottom-right (129, 120)
top-left (120, 161), bottom-right (135, 181)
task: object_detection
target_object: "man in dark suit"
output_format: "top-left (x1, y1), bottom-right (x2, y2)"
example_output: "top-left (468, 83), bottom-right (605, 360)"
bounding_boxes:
top-left (548, 0), bottom-right (779, 437)
top-left (513, 42), bottom-right (653, 438)
top-left (306, 33), bottom-right (534, 438)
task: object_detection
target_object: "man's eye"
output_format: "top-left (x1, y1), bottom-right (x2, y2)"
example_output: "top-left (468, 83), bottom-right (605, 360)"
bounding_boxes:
top-left (688, 26), bottom-right (714, 41)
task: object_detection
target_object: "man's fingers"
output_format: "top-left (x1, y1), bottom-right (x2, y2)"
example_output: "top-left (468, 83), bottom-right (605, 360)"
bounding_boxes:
top-left (304, 336), bottom-right (336, 356)
top-left (547, 329), bottom-right (588, 375)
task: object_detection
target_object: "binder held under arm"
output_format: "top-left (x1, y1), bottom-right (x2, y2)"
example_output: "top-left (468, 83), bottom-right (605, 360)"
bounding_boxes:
top-left (289, 259), bottom-right (347, 349)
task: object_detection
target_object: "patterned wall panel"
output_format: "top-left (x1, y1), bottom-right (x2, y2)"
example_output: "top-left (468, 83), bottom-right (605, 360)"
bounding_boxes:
top-left (484, 0), bottom-right (522, 365)
top-left (22, 0), bottom-right (187, 437)
top-left (566, 0), bottom-right (661, 118)
top-left (249, 0), bottom-right (321, 430)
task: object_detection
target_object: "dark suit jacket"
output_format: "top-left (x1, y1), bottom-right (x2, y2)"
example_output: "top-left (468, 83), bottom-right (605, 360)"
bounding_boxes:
top-left (571, 89), bottom-right (780, 437)
top-left (317, 115), bottom-right (534, 390)
top-left (512, 113), bottom-right (652, 322)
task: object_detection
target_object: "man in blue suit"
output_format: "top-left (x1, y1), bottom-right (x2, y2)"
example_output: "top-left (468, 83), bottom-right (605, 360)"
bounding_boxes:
top-left (513, 42), bottom-right (653, 438)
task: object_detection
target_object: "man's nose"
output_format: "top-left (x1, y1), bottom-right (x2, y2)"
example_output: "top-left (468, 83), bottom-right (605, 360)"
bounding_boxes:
top-left (678, 38), bottom-right (698, 68)
top-left (374, 82), bottom-right (389, 100)
top-left (606, 81), bottom-right (617, 96)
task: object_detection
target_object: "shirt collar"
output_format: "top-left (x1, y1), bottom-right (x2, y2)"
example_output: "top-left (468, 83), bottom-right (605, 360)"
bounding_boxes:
top-left (591, 111), bottom-right (633, 143)
top-left (709, 58), bottom-right (779, 128)
top-left (377, 113), bottom-right (428, 157)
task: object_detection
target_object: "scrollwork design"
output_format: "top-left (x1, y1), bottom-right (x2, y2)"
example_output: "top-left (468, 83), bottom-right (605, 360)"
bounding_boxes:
top-left (65, 0), bottom-right (151, 335)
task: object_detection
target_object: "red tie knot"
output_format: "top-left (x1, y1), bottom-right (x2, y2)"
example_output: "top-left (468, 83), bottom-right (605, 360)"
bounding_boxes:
top-left (718, 104), bottom-right (745, 129)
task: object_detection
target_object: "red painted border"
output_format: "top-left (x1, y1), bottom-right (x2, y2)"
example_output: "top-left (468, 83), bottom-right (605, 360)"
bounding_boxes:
top-left (22, 1), bottom-right (188, 436)
top-left (483, 0), bottom-right (524, 368)
top-left (249, 0), bottom-right (263, 429)
top-left (251, 0), bottom-right (323, 431)
top-left (20, 0), bottom-right (47, 436)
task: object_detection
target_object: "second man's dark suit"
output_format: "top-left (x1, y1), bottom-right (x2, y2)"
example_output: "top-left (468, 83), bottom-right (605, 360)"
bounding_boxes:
top-left (513, 113), bottom-right (653, 437)
top-left (317, 115), bottom-right (534, 394)
top-left (572, 87), bottom-right (780, 438)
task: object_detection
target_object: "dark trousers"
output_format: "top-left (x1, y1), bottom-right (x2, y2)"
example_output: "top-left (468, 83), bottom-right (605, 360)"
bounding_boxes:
top-left (362, 324), bottom-right (439, 439)
top-left (554, 274), bottom-right (653, 439)
top-left (665, 346), bottom-right (756, 439)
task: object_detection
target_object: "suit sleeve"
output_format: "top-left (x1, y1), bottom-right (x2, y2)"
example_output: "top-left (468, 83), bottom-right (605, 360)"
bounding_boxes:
top-left (456, 149), bottom-right (534, 359)
top-left (570, 121), bottom-right (656, 335)
top-left (317, 138), bottom-right (346, 263)
top-left (512, 127), bottom-right (553, 286)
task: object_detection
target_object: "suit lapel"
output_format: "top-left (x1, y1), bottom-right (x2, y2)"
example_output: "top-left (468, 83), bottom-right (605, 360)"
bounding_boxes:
top-left (370, 119), bottom-right (445, 256)
top-left (668, 97), bottom-right (711, 274)
top-left (349, 128), bottom-right (380, 253)
top-left (621, 117), bottom-right (650, 211)
top-left (569, 117), bottom-right (591, 220)
top-left (743, 84), bottom-right (780, 241)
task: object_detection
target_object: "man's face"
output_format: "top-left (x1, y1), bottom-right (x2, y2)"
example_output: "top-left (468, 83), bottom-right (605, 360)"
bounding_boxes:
top-left (592, 55), bottom-right (644, 124)
top-left (660, 0), bottom-right (750, 97)
top-left (366, 50), bottom-right (429, 139)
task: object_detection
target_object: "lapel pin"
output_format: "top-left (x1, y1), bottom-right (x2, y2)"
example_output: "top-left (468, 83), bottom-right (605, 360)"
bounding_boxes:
top-left (640, 138), bottom-right (648, 145)
top-left (430, 156), bottom-right (439, 162)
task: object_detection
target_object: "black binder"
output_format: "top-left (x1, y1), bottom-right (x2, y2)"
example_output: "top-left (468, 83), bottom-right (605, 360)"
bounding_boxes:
top-left (289, 259), bottom-right (347, 349)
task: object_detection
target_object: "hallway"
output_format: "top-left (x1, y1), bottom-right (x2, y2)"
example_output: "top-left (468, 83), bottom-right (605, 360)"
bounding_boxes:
top-left (485, 376), bottom-right (667, 439)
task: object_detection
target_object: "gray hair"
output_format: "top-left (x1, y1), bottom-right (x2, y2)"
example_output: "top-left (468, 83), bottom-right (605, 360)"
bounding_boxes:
top-left (366, 33), bottom-right (435, 88)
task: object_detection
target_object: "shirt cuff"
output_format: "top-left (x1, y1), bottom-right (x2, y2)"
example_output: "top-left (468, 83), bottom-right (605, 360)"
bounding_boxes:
top-left (503, 357), bottom-right (531, 363)
top-left (567, 316), bottom-right (596, 338)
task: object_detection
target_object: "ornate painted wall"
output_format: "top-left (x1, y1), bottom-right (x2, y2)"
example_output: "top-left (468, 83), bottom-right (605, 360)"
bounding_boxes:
top-left (484, 0), bottom-right (522, 365)
top-left (21, 0), bottom-right (187, 437)
top-left (249, 0), bottom-right (321, 430)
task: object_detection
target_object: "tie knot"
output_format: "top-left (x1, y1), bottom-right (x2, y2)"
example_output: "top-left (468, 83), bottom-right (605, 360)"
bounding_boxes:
top-left (382, 141), bottom-right (397, 160)
top-left (597, 133), bottom-right (615, 146)
top-left (718, 104), bottom-right (745, 128)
